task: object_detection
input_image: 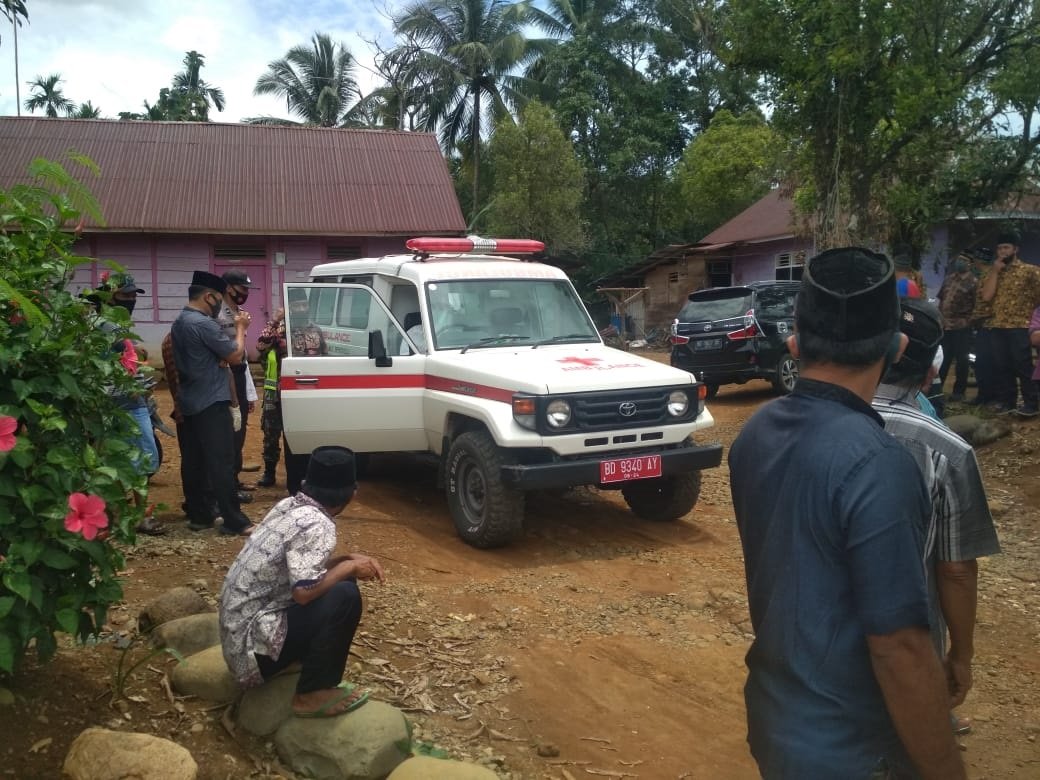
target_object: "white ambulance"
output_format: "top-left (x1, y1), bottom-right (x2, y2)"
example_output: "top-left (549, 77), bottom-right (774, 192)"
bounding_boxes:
top-left (280, 237), bottom-right (722, 548)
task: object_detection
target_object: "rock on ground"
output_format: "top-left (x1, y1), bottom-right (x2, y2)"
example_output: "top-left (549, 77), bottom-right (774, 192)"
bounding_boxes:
top-left (274, 700), bottom-right (410, 780)
top-left (169, 645), bottom-right (240, 703)
top-left (62, 727), bottom-right (197, 780)
top-left (972, 418), bottom-right (1012, 447)
top-left (150, 613), bottom-right (221, 658)
top-left (387, 755), bottom-right (499, 779)
top-left (237, 672), bottom-right (298, 736)
top-left (138, 586), bottom-right (212, 632)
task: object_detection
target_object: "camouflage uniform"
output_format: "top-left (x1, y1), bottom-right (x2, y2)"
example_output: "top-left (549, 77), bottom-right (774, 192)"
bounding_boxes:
top-left (255, 319), bottom-right (287, 482)
top-left (937, 269), bottom-right (977, 398)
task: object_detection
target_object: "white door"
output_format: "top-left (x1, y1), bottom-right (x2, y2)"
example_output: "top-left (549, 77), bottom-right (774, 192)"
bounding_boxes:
top-left (280, 283), bottom-right (428, 453)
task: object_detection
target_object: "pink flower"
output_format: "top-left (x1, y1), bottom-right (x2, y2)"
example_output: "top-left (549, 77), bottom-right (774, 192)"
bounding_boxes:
top-left (0, 416), bottom-right (17, 452)
top-left (64, 493), bottom-right (109, 541)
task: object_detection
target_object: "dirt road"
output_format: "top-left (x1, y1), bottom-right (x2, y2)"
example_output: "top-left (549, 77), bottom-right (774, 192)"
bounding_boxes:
top-left (4, 376), bottom-right (1039, 779)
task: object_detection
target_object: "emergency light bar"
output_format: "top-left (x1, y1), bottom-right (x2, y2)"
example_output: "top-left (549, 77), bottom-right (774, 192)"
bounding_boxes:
top-left (405, 236), bottom-right (545, 254)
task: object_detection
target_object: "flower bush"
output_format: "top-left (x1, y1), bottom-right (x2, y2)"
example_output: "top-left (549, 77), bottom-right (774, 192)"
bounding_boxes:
top-left (0, 156), bottom-right (146, 674)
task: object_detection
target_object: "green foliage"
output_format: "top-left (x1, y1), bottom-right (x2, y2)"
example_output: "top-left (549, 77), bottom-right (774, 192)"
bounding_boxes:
top-left (110, 634), bottom-right (183, 703)
top-left (486, 102), bottom-right (586, 253)
top-left (0, 157), bottom-right (147, 675)
top-left (673, 109), bottom-right (782, 239)
top-left (725, 0), bottom-right (1040, 250)
top-left (250, 33), bottom-right (362, 128)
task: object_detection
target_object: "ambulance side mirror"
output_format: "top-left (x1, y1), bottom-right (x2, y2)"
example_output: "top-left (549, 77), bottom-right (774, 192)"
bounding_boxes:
top-left (369, 330), bottom-right (392, 367)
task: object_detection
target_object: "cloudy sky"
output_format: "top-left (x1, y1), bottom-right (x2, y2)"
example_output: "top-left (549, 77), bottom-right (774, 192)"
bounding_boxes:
top-left (0, 0), bottom-right (395, 122)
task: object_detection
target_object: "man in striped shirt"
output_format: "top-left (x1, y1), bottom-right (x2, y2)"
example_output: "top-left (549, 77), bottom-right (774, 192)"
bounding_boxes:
top-left (873, 298), bottom-right (1001, 728)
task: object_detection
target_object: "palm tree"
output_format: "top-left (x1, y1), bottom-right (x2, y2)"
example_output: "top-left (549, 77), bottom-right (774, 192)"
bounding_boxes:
top-left (171, 51), bottom-right (225, 120)
top-left (393, 0), bottom-right (546, 208)
top-left (2, 0), bottom-right (29, 116)
top-left (72, 101), bottom-right (102, 119)
top-left (251, 33), bottom-right (361, 127)
top-left (23, 73), bottom-right (75, 117)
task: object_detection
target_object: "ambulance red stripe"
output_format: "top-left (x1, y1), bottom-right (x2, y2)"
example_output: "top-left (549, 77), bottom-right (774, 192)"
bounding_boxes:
top-left (281, 374), bottom-right (515, 404)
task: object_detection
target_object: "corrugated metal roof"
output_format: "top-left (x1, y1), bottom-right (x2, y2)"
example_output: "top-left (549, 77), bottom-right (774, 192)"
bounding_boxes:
top-left (698, 189), bottom-right (794, 245)
top-left (0, 117), bottom-right (467, 236)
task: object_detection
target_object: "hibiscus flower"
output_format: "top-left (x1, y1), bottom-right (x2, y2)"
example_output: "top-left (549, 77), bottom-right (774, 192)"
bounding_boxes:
top-left (0, 416), bottom-right (17, 452)
top-left (64, 493), bottom-right (109, 541)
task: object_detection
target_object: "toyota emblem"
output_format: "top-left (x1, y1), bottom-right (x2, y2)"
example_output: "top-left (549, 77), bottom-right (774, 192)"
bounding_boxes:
top-left (618, 401), bottom-right (637, 417)
top-left (703, 324), bottom-right (712, 332)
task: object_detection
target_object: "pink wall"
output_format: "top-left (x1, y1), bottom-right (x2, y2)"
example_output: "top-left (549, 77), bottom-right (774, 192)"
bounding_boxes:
top-left (72, 233), bottom-right (419, 356)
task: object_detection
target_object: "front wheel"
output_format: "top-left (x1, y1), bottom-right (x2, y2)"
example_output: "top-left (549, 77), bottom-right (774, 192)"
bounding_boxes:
top-left (445, 431), bottom-right (525, 548)
top-left (772, 353), bottom-right (798, 394)
top-left (621, 472), bottom-right (701, 522)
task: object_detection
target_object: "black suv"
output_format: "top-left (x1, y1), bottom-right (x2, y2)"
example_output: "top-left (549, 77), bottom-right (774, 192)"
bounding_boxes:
top-left (670, 281), bottom-right (800, 397)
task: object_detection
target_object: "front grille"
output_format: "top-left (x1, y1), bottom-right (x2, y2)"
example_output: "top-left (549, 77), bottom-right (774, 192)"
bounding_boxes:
top-left (570, 387), bottom-right (683, 431)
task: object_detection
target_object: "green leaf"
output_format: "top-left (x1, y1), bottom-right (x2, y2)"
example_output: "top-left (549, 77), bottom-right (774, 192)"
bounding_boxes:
top-left (2, 570), bottom-right (31, 602)
top-left (0, 632), bottom-right (13, 674)
top-left (0, 596), bottom-right (16, 619)
top-left (40, 546), bottom-right (77, 570)
top-left (55, 608), bottom-right (79, 634)
top-left (9, 538), bottom-right (44, 566)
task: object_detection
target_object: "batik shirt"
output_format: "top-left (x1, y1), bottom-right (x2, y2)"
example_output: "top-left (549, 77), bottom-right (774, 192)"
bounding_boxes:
top-left (987, 258), bottom-right (1040, 329)
top-left (219, 494), bottom-right (337, 687)
top-left (938, 271), bottom-right (978, 330)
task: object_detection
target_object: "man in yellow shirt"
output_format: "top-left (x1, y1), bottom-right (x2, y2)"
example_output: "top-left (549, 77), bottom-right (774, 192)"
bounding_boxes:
top-left (979, 229), bottom-right (1040, 416)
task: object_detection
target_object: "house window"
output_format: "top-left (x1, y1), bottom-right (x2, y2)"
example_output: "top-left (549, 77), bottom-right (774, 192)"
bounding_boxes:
top-left (327, 244), bottom-right (363, 261)
top-left (775, 252), bottom-right (805, 281)
top-left (707, 260), bottom-right (731, 288)
top-left (214, 245), bottom-right (265, 259)
top-left (668, 271), bottom-right (680, 283)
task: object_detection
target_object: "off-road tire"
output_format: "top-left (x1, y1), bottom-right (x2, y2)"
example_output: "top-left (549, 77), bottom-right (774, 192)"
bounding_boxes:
top-left (621, 472), bottom-right (702, 522)
top-left (772, 353), bottom-right (798, 395)
top-left (446, 431), bottom-right (525, 548)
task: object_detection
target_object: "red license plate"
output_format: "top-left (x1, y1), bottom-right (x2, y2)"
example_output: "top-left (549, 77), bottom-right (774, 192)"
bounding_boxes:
top-left (599, 454), bottom-right (662, 484)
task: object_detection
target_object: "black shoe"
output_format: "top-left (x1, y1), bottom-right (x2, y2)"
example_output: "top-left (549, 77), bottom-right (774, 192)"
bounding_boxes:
top-left (948, 393), bottom-right (965, 403)
top-left (255, 472), bottom-right (276, 488)
top-left (219, 523), bottom-right (253, 537)
top-left (187, 519), bottom-right (215, 532)
top-left (1013, 405), bottom-right (1039, 418)
top-left (236, 490), bottom-right (254, 504)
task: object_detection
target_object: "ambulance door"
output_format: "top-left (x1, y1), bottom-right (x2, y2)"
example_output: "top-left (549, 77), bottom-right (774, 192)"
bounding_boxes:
top-left (280, 283), bottom-right (428, 454)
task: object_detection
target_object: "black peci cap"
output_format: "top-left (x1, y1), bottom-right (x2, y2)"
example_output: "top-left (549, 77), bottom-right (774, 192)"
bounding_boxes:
top-left (797, 247), bottom-right (899, 342)
top-left (191, 271), bottom-right (228, 294)
top-left (897, 298), bottom-right (944, 371)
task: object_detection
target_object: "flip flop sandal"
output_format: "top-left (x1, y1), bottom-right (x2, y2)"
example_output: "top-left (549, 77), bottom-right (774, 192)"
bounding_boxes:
top-left (294, 684), bottom-right (370, 718)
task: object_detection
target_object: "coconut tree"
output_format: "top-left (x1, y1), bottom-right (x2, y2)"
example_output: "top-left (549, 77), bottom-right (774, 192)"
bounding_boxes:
top-left (393, 0), bottom-right (546, 208)
top-left (2, 0), bottom-right (29, 116)
top-left (171, 50), bottom-right (225, 120)
top-left (23, 73), bottom-right (75, 117)
top-left (72, 101), bottom-right (102, 119)
top-left (250, 32), bottom-right (361, 127)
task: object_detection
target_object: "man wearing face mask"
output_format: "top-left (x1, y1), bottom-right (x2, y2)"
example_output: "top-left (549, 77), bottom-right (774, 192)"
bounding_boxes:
top-left (170, 271), bottom-right (254, 536)
top-left (283, 288), bottom-right (329, 494)
top-left (937, 252), bottom-right (978, 403)
top-left (219, 270), bottom-right (260, 499)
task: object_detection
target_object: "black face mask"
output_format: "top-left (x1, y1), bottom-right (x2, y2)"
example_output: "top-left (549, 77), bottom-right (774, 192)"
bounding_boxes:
top-left (230, 290), bottom-right (248, 306)
top-left (112, 298), bottom-right (136, 315)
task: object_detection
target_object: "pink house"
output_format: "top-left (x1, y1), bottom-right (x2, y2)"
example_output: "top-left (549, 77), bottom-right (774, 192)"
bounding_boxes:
top-left (0, 117), bottom-right (466, 355)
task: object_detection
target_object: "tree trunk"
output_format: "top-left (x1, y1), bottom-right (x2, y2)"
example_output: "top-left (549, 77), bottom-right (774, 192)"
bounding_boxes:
top-left (471, 85), bottom-right (481, 221)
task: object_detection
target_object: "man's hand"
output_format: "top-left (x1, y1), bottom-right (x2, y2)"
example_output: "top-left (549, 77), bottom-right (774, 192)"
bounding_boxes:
top-left (247, 401), bottom-right (256, 414)
top-left (346, 554), bottom-right (385, 583)
top-left (945, 652), bottom-right (973, 707)
top-left (235, 310), bottom-right (251, 329)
